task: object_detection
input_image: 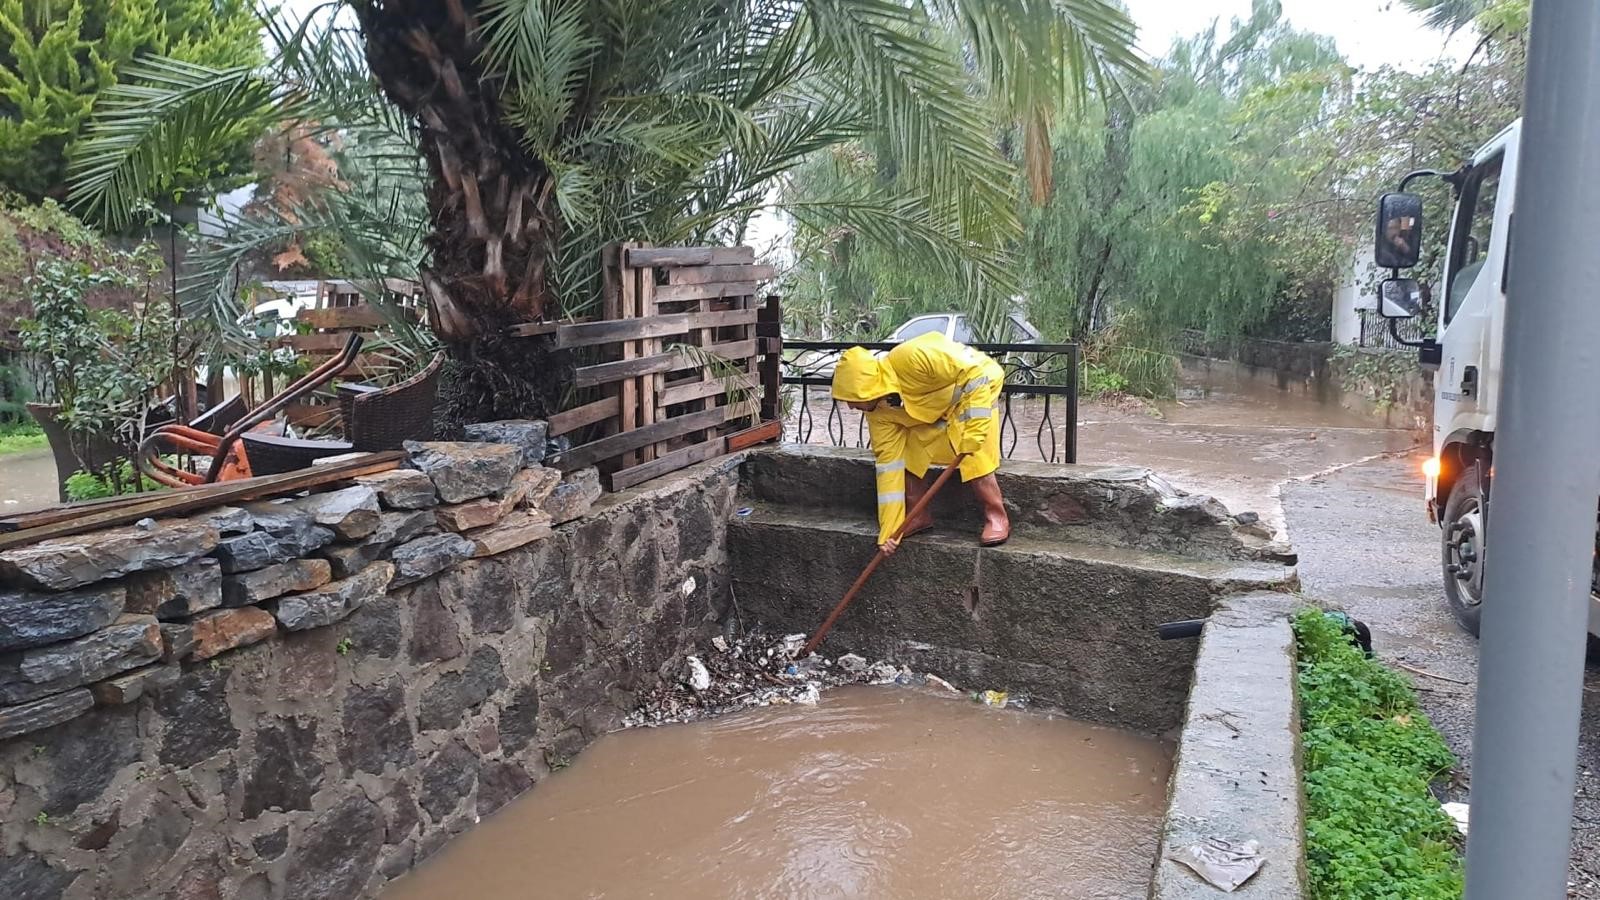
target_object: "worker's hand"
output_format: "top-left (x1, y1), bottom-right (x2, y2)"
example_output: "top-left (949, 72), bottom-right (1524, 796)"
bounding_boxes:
top-left (880, 538), bottom-right (900, 556)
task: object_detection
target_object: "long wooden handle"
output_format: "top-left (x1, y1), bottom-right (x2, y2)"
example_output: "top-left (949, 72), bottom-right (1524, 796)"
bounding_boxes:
top-left (799, 455), bottom-right (967, 658)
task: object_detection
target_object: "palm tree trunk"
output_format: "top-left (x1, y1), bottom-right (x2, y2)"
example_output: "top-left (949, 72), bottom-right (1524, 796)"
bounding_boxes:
top-left (356, 0), bottom-right (562, 421)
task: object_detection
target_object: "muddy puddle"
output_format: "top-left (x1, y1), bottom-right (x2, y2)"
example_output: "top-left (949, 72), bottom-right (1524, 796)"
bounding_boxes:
top-left (383, 686), bottom-right (1172, 899)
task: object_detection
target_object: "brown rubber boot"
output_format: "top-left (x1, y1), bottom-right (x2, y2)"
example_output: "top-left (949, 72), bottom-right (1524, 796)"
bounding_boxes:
top-left (901, 472), bottom-right (935, 538)
top-left (970, 473), bottom-right (1010, 546)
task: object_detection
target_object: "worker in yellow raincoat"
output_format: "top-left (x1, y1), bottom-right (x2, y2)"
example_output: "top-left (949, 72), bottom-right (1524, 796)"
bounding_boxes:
top-left (830, 332), bottom-right (1009, 555)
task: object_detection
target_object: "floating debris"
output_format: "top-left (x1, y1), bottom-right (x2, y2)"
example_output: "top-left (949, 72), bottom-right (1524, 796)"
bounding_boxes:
top-left (623, 633), bottom-right (973, 728)
top-left (975, 690), bottom-right (1009, 709)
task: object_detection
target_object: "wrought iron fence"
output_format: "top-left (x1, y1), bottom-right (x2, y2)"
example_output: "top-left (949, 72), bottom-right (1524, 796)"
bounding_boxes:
top-left (780, 341), bottom-right (1079, 464)
top-left (1359, 309), bottom-right (1432, 350)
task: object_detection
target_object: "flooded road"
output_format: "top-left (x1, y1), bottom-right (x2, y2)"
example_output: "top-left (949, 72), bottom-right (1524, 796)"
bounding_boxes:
top-left (384, 687), bottom-right (1171, 900)
top-left (786, 356), bottom-right (1420, 535)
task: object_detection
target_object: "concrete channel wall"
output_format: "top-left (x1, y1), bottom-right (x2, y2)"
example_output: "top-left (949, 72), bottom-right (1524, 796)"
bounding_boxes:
top-left (0, 439), bottom-right (739, 900)
top-left (1150, 594), bottom-right (1307, 900)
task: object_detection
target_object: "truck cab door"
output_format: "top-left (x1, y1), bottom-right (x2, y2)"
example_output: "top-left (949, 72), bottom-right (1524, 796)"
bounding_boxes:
top-left (1437, 150), bottom-right (1511, 440)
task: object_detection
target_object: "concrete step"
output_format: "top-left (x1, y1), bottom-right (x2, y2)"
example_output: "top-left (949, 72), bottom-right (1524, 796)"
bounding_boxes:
top-left (741, 445), bottom-right (1295, 565)
top-left (729, 504), bottom-right (1297, 734)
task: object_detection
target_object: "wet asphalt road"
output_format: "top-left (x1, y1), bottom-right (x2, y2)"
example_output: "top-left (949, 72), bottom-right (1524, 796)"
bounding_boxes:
top-left (1283, 452), bottom-right (1600, 896)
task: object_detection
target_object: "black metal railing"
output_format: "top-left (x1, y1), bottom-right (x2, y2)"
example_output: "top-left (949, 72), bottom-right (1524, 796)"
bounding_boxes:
top-left (780, 341), bottom-right (1079, 464)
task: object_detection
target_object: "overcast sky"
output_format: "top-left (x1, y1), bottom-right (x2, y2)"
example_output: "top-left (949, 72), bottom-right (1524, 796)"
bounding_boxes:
top-left (1123, 0), bottom-right (1470, 70)
top-left (285, 0), bottom-right (1466, 71)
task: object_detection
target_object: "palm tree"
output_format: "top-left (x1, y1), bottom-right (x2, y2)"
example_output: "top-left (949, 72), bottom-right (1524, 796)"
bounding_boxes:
top-left (71, 0), bottom-right (1144, 420)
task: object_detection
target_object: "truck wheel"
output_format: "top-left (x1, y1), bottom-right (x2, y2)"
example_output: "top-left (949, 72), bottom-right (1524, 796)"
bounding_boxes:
top-left (1442, 467), bottom-right (1486, 636)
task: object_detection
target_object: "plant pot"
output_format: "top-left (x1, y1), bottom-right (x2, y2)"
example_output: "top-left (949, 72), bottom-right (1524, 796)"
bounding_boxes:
top-left (26, 403), bottom-right (127, 503)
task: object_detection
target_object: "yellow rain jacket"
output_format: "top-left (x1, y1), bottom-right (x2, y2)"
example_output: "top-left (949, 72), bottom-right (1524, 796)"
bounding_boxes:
top-left (831, 332), bottom-right (1004, 544)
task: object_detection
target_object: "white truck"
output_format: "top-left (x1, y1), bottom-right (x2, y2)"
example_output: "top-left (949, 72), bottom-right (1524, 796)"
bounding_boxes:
top-left (1375, 117), bottom-right (1600, 637)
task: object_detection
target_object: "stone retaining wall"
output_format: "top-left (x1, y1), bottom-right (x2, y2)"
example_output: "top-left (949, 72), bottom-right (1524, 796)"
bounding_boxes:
top-left (0, 436), bottom-right (739, 900)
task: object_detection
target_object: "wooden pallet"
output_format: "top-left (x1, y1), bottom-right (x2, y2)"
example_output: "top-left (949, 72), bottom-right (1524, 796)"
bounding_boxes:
top-left (536, 245), bottom-right (783, 491)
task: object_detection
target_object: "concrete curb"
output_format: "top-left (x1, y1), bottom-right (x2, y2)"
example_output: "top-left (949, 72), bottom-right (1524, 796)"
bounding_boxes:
top-left (1151, 593), bottom-right (1306, 900)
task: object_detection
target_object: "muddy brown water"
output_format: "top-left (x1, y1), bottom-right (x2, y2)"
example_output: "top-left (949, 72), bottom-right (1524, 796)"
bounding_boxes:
top-left (383, 686), bottom-right (1172, 900)
top-left (786, 357), bottom-right (1419, 536)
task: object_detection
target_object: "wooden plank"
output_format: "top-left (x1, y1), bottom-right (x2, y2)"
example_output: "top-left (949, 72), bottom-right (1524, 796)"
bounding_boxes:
top-left (0, 453), bottom-right (404, 551)
top-left (759, 295), bottom-right (783, 422)
top-left (721, 397), bottom-right (761, 424)
top-left (506, 321), bottom-right (559, 338)
top-left (297, 306), bottom-right (413, 330)
top-left (652, 281), bottom-right (760, 303)
top-left (546, 396), bottom-right (620, 437)
top-left (659, 376), bottom-right (735, 408)
top-left (614, 244), bottom-right (639, 467)
top-left (556, 407), bottom-right (725, 472)
top-left (1, 481), bottom-right (243, 532)
top-left (665, 264), bottom-right (776, 286)
top-left (726, 419), bottom-right (782, 452)
top-left (635, 266), bottom-right (658, 461)
top-left (281, 332), bottom-right (380, 353)
top-left (605, 438), bottom-right (728, 491)
top-left (573, 351), bottom-right (676, 389)
top-left (666, 340), bottom-right (757, 374)
top-left (554, 309), bottom-right (759, 349)
top-left (624, 246), bottom-right (754, 268)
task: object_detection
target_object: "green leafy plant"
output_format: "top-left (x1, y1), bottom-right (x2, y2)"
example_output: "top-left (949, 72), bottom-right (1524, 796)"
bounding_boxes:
top-left (1295, 609), bottom-right (1463, 900)
top-left (1330, 344), bottom-right (1419, 413)
top-left (336, 637), bottom-right (354, 656)
top-left (34, 812), bottom-right (49, 826)
top-left (65, 461), bottom-right (164, 501)
top-left (18, 254), bottom-right (193, 470)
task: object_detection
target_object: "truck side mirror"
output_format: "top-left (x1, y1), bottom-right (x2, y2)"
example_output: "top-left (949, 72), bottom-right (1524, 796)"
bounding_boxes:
top-left (1375, 192), bottom-right (1424, 269)
top-left (1379, 277), bottom-right (1424, 319)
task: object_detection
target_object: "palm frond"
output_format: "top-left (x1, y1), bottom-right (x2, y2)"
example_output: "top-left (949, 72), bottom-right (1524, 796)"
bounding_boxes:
top-left (802, 0), bottom-right (1018, 242)
top-left (68, 58), bottom-right (286, 228)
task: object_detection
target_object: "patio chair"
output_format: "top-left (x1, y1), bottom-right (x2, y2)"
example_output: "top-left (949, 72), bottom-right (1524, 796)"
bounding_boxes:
top-left (137, 335), bottom-right (366, 487)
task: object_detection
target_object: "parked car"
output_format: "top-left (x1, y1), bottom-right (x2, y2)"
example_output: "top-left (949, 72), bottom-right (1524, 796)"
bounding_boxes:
top-left (786, 312), bottom-right (1042, 381)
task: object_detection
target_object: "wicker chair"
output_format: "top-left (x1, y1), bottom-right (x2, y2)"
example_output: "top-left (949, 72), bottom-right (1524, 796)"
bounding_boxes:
top-left (240, 353), bottom-right (444, 476)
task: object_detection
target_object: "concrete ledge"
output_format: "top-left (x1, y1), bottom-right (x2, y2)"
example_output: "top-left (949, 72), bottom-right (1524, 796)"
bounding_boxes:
top-left (743, 445), bottom-right (1295, 564)
top-left (1152, 593), bottom-right (1306, 900)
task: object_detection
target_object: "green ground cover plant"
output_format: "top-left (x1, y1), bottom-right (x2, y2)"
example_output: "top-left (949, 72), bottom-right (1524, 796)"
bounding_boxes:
top-left (1294, 608), bottom-right (1463, 899)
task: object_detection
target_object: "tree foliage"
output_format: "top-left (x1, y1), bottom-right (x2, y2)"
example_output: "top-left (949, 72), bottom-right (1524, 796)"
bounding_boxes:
top-left (72, 0), bottom-right (1144, 419)
top-left (0, 0), bottom-right (263, 203)
top-left (784, 0), bottom-right (1529, 398)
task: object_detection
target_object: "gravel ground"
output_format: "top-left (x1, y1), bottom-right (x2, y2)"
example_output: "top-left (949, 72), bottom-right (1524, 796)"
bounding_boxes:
top-left (1283, 454), bottom-right (1600, 897)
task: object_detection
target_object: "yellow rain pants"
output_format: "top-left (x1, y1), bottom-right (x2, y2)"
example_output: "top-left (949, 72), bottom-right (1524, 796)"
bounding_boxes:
top-left (831, 332), bottom-right (1004, 544)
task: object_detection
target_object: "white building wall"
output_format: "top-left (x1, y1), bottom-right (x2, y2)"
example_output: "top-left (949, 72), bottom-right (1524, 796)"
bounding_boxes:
top-left (1333, 246), bottom-right (1377, 345)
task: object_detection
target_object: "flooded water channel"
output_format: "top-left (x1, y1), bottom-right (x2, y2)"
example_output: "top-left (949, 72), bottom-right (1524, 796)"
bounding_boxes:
top-left (384, 687), bottom-right (1172, 900)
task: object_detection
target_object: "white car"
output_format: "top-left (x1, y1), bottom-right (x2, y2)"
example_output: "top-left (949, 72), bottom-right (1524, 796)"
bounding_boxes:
top-left (787, 312), bottom-right (1042, 380)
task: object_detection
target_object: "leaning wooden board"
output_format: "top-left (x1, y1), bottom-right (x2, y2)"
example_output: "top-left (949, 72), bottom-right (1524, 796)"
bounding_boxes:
top-left (533, 243), bottom-right (782, 490)
top-left (0, 452), bottom-right (405, 550)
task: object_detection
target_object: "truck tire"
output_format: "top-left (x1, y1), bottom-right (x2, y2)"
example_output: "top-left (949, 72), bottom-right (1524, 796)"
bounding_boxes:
top-left (1442, 467), bottom-right (1487, 636)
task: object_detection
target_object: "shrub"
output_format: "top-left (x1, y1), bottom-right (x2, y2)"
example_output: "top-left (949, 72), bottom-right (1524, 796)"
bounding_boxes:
top-left (1295, 609), bottom-right (1463, 900)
